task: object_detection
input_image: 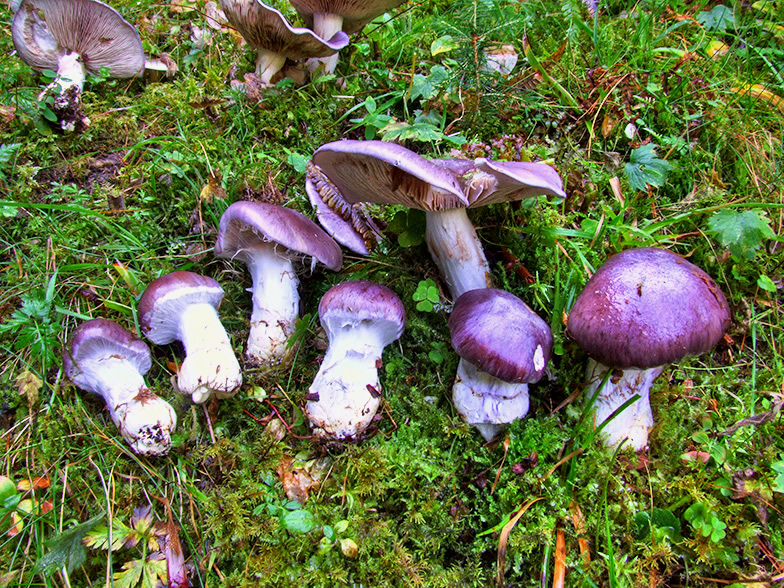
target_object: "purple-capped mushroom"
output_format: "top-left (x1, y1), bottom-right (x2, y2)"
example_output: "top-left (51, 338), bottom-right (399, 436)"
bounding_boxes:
top-left (311, 140), bottom-right (565, 299)
top-left (138, 271), bottom-right (243, 404)
top-left (449, 288), bottom-right (553, 441)
top-left (305, 280), bottom-right (405, 440)
top-left (219, 0), bottom-right (349, 85)
top-left (11, 0), bottom-right (145, 132)
top-left (63, 318), bottom-right (177, 456)
top-left (214, 201), bottom-right (342, 367)
top-left (566, 247), bottom-right (731, 450)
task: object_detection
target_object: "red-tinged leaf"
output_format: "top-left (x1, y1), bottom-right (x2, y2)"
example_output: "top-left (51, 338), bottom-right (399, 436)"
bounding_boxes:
top-left (681, 451), bottom-right (711, 463)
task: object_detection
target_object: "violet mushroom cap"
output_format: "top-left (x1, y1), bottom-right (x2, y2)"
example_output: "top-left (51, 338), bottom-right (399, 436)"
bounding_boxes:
top-left (312, 140), bottom-right (565, 298)
top-left (63, 318), bottom-right (177, 456)
top-left (565, 247), bottom-right (731, 450)
top-left (289, 0), bottom-right (406, 72)
top-left (138, 271), bottom-right (243, 404)
top-left (305, 280), bottom-right (405, 440)
top-left (449, 288), bottom-right (553, 441)
top-left (219, 0), bottom-right (349, 85)
top-left (214, 201), bottom-right (343, 367)
top-left (12, 0), bottom-right (145, 131)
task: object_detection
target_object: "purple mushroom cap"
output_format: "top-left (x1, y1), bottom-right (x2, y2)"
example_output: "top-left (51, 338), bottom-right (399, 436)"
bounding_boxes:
top-left (319, 280), bottom-right (405, 345)
top-left (566, 247), bottom-right (731, 370)
top-left (449, 288), bottom-right (553, 383)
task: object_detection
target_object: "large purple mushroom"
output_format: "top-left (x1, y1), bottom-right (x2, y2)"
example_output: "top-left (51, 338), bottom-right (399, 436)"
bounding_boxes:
top-left (449, 289), bottom-right (553, 441)
top-left (566, 247), bottom-right (731, 450)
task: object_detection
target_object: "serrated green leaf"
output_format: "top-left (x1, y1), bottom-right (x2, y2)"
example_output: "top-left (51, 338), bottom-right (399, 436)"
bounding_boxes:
top-left (697, 5), bottom-right (735, 31)
top-left (707, 209), bottom-right (776, 260)
top-left (624, 144), bottom-right (672, 192)
top-left (34, 514), bottom-right (104, 575)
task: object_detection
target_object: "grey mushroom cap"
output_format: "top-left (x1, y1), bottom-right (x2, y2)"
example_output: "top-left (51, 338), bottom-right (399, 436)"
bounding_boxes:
top-left (138, 271), bottom-right (225, 345)
top-left (289, 0), bottom-right (406, 34)
top-left (566, 247), bottom-right (731, 370)
top-left (319, 280), bottom-right (405, 347)
top-left (449, 289), bottom-right (553, 383)
top-left (220, 0), bottom-right (350, 58)
top-left (63, 318), bottom-right (151, 390)
top-left (12, 0), bottom-right (145, 77)
top-left (214, 201), bottom-right (343, 271)
top-left (311, 140), bottom-right (467, 212)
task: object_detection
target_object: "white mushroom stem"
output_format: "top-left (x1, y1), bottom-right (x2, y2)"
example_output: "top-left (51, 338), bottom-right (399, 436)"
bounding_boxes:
top-left (255, 49), bottom-right (287, 84)
top-left (310, 13), bottom-right (344, 73)
top-left (241, 246), bottom-right (300, 366)
top-left (452, 359), bottom-right (530, 442)
top-left (55, 51), bottom-right (86, 93)
top-left (174, 302), bottom-right (243, 403)
top-left (585, 359), bottom-right (663, 451)
top-left (306, 323), bottom-right (386, 439)
top-left (425, 208), bottom-right (492, 299)
top-left (72, 356), bottom-right (177, 456)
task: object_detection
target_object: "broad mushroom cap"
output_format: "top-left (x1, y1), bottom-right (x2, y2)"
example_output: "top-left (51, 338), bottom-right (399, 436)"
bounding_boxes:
top-left (12, 0), bottom-right (145, 78)
top-left (311, 140), bottom-right (467, 212)
top-left (319, 280), bottom-right (405, 343)
top-left (289, 0), bottom-right (406, 35)
top-left (220, 0), bottom-right (349, 60)
top-left (138, 271), bottom-right (226, 344)
top-left (214, 201), bottom-right (343, 270)
top-left (63, 318), bottom-right (151, 389)
top-left (449, 289), bottom-right (553, 383)
top-left (566, 247), bottom-right (731, 369)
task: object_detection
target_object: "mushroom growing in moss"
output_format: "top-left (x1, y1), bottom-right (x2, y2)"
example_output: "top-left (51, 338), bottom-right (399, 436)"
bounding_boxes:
top-left (63, 318), bottom-right (177, 456)
top-left (566, 247), bottom-right (731, 450)
top-left (11, 0), bottom-right (146, 132)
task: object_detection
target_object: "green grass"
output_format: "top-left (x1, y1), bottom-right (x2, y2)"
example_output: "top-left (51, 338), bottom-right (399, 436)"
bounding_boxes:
top-left (1, 0), bottom-right (783, 585)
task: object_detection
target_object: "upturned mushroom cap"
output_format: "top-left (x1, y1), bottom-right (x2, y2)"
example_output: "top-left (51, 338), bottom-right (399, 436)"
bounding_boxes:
top-left (12, 0), bottom-right (145, 77)
top-left (566, 247), bottom-right (731, 369)
top-left (214, 201), bottom-right (343, 271)
top-left (220, 0), bottom-right (349, 58)
top-left (449, 289), bottom-right (553, 383)
top-left (319, 280), bottom-right (405, 345)
top-left (63, 318), bottom-right (151, 389)
top-left (311, 140), bottom-right (467, 211)
top-left (138, 271), bottom-right (226, 345)
top-left (289, 0), bottom-right (406, 34)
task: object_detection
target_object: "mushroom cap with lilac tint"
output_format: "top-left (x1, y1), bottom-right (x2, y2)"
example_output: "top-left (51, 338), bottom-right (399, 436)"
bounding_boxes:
top-left (214, 201), bottom-right (343, 271)
top-left (137, 271), bottom-right (226, 345)
top-left (12, 0), bottom-right (145, 77)
top-left (319, 280), bottom-right (405, 346)
top-left (63, 318), bottom-right (151, 391)
top-left (311, 140), bottom-right (467, 212)
top-left (430, 157), bottom-right (566, 207)
top-left (289, 0), bottom-right (406, 35)
top-left (449, 289), bottom-right (553, 383)
top-left (566, 247), bottom-right (731, 370)
top-left (220, 0), bottom-right (349, 59)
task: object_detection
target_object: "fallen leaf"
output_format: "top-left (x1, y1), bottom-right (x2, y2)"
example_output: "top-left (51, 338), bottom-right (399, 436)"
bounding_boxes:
top-left (731, 84), bottom-right (784, 114)
top-left (16, 371), bottom-right (42, 408)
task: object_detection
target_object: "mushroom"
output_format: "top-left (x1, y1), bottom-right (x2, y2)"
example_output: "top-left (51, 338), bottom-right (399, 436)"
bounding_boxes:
top-left (305, 280), bottom-right (405, 440)
top-left (214, 201), bottom-right (343, 366)
top-left (311, 140), bottom-right (565, 298)
top-left (288, 0), bottom-right (406, 72)
top-left (137, 271), bottom-right (243, 404)
top-left (63, 318), bottom-right (177, 456)
top-left (565, 247), bottom-right (731, 450)
top-left (11, 0), bottom-right (146, 132)
top-left (219, 0), bottom-right (349, 86)
top-left (449, 288), bottom-right (552, 441)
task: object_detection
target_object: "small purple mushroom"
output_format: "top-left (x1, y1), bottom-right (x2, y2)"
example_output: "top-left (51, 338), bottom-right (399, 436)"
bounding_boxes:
top-left (305, 280), bottom-right (405, 440)
top-left (63, 318), bottom-right (177, 456)
top-left (449, 289), bottom-right (552, 441)
top-left (138, 271), bottom-right (243, 404)
top-left (214, 201), bottom-right (342, 367)
top-left (566, 247), bottom-right (731, 450)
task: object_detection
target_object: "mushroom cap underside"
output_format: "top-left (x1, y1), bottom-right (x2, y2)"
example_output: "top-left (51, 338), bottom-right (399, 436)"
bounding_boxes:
top-left (63, 318), bottom-right (152, 381)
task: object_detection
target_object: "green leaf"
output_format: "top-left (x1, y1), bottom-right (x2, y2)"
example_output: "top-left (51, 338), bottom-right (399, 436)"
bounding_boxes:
top-left (624, 144), bottom-right (672, 192)
top-left (431, 35), bottom-right (459, 56)
top-left (387, 209), bottom-right (425, 247)
top-left (34, 514), bottom-right (104, 575)
top-left (697, 5), bottom-right (735, 31)
top-left (281, 509), bottom-right (316, 534)
top-left (286, 151), bottom-right (309, 174)
top-left (757, 274), bottom-right (777, 292)
top-left (707, 209), bottom-right (776, 260)
top-left (772, 460), bottom-right (784, 493)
